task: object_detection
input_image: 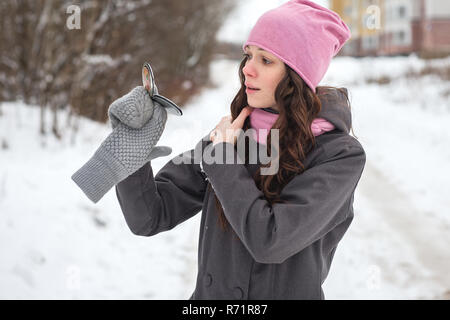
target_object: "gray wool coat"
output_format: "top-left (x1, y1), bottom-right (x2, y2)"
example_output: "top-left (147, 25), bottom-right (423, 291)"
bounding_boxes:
top-left (115, 88), bottom-right (366, 300)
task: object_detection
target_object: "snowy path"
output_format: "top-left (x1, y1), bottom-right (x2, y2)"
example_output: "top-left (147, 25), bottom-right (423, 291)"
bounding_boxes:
top-left (323, 161), bottom-right (450, 299)
top-left (359, 162), bottom-right (450, 298)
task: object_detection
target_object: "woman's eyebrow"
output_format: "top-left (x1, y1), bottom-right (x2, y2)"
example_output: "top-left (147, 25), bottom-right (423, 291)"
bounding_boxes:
top-left (244, 45), bottom-right (266, 52)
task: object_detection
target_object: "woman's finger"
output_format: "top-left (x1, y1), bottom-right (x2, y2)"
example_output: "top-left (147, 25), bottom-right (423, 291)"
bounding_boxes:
top-left (231, 107), bottom-right (253, 129)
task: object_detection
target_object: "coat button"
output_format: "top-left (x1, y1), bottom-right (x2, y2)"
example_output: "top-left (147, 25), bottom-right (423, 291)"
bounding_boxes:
top-left (233, 286), bottom-right (244, 299)
top-left (204, 273), bottom-right (213, 287)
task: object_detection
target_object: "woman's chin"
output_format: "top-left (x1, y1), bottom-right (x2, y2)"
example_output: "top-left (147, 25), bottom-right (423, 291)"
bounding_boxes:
top-left (247, 101), bottom-right (262, 109)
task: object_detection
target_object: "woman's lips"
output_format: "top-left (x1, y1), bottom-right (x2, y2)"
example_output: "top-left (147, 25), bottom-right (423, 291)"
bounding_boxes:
top-left (246, 87), bottom-right (260, 94)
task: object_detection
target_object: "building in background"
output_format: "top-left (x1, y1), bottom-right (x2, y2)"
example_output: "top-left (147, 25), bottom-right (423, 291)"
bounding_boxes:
top-left (411, 0), bottom-right (450, 57)
top-left (331, 0), bottom-right (450, 57)
top-left (381, 0), bottom-right (413, 55)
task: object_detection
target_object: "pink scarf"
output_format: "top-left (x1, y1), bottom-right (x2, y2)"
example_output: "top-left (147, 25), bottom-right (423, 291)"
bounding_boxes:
top-left (249, 108), bottom-right (335, 145)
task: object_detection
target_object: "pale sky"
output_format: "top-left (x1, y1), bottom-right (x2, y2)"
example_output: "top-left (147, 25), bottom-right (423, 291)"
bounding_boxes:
top-left (217, 0), bottom-right (330, 44)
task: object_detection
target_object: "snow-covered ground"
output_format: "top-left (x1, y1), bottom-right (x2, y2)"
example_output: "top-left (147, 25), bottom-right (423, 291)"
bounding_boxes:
top-left (1, 0), bottom-right (450, 300)
top-left (1, 54), bottom-right (449, 300)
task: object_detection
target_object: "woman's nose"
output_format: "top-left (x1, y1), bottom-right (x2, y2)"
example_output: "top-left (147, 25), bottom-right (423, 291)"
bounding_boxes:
top-left (243, 61), bottom-right (256, 78)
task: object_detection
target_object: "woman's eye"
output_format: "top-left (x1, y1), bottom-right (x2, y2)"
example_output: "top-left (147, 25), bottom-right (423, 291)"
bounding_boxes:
top-left (243, 54), bottom-right (271, 65)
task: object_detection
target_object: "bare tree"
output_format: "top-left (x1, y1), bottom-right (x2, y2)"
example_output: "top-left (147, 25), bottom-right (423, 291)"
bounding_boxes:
top-left (0, 0), bottom-right (237, 139)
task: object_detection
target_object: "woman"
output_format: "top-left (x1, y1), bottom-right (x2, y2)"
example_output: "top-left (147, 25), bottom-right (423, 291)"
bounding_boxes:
top-left (116, 1), bottom-right (366, 299)
top-left (79, 0), bottom-right (366, 299)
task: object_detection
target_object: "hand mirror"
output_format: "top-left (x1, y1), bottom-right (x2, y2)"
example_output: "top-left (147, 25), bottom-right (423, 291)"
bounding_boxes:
top-left (142, 62), bottom-right (183, 116)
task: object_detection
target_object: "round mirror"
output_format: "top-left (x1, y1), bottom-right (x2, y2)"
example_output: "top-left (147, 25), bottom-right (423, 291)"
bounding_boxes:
top-left (142, 62), bottom-right (156, 96)
top-left (142, 62), bottom-right (183, 116)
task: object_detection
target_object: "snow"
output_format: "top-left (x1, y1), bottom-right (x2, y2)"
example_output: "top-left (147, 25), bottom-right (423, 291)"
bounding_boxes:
top-left (1, 0), bottom-right (450, 300)
top-left (2, 53), bottom-right (450, 300)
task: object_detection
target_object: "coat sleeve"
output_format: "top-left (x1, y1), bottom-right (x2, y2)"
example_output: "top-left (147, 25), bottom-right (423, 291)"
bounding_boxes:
top-left (201, 140), bottom-right (366, 264)
top-left (115, 140), bottom-right (208, 237)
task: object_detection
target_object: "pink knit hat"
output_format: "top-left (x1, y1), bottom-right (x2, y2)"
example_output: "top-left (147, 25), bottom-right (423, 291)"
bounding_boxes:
top-left (243, 0), bottom-right (351, 92)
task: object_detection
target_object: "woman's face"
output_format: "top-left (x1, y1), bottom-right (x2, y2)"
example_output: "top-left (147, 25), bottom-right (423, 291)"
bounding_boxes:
top-left (242, 45), bottom-right (287, 111)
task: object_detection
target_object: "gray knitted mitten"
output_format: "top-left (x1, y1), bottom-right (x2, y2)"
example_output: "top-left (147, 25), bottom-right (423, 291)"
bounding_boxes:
top-left (71, 86), bottom-right (172, 204)
top-left (108, 85), bottom-right (157, 129)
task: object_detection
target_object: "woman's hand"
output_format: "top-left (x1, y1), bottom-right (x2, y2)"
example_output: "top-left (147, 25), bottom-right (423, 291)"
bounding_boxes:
top-left (210, 106), bottom-right (254, 146)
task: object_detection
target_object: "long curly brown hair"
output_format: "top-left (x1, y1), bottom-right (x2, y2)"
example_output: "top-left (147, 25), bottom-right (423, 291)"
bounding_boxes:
top-left (208, 55), bottom-right (352, 233)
